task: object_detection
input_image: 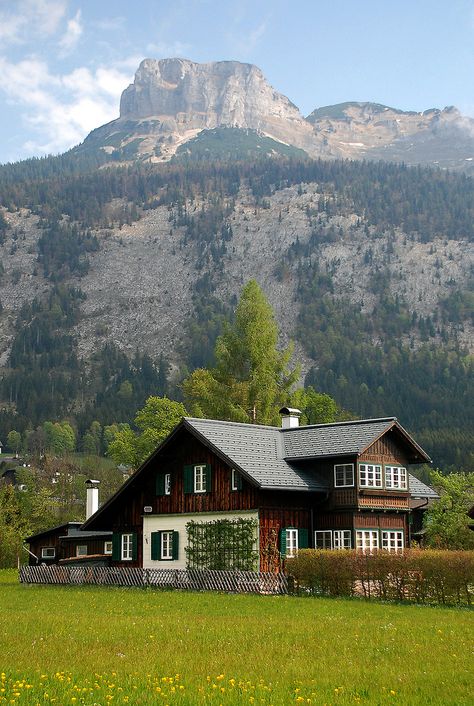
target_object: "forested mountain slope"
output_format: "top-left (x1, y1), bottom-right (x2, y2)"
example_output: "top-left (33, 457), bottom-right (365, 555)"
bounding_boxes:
top-left (0, 156), bottom-right (472, 470)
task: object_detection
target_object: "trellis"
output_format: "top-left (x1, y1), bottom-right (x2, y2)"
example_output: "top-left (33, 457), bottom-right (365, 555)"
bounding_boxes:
top-left (19, 565), bottom-right (288, 594)
top-left (185, 518), bottom-right (259, 570)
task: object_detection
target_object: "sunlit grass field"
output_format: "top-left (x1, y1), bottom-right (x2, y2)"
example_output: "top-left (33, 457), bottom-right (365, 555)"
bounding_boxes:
top-left (0, 570), bottom-right (472, 705)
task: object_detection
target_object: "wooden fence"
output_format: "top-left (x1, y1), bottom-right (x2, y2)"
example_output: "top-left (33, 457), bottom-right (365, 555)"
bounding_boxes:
top-left (19, 565), bottom-right (288, 594)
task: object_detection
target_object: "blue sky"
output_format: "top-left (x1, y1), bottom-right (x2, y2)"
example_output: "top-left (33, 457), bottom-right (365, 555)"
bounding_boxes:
top-left (0, 0), bottom-right (473, 164)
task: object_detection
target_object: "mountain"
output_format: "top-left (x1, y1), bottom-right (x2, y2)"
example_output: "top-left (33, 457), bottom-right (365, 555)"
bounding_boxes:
top-left (78, 58), bottom-right (474, 173)
top-left (0, 59), bottom-right (472, 471)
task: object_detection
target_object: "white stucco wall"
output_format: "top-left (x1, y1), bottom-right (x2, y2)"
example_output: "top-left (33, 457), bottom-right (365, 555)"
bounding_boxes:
top-left (143, 510), bottom-right (259, 569)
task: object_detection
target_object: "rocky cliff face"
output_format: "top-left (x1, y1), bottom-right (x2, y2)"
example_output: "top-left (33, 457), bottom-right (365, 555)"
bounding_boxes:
top-left (80, 57), bottom-right (474, 171)
top-left (91, 58), bottom-right (315, 161)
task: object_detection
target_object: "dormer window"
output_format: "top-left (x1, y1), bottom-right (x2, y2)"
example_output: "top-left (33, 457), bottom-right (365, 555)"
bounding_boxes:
top-left (334, 464), bottom-right (354, 487)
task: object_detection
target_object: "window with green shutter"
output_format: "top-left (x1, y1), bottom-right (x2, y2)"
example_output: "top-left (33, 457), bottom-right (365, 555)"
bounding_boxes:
top-left (156, 472), bottom-right (165, 496)
top-left (298, 528), bottom-right (308, 549)
top-left (231, 468), bottom-right (242, 491)
top-left (151, 530), bottom-right (179, 560)
top-left (112, 533), bottom-right (121, 561)
top-left (280, 527), bottom-right (308, 557)
top-left (184, 464), bottom-right (212, 494)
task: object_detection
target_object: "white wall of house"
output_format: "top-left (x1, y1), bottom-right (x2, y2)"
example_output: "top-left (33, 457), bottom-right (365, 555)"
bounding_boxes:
top-left (143, 509), bottom-right (259, 569)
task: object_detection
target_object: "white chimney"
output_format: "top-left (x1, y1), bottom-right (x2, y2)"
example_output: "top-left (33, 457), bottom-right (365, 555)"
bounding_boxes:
top-left (85, 479), bottom-right (100, 520)
top-left (279, 407), bottom-right (301, 429)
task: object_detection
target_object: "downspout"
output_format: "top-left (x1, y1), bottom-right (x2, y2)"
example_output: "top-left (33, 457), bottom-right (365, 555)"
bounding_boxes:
top-left (22, 545), bottom-right (39, 564)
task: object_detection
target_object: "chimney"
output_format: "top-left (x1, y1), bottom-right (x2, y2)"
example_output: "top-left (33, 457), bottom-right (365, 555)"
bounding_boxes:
top-left (85, 479), bottom-right (100, 520)
top-left (279, 407), bottom-right (301, 429)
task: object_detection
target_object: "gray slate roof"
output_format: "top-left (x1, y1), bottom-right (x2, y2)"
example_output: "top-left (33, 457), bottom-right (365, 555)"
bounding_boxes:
top-left (408, 475), bottom-right (439, 499)
top-left (185, 418), bottom-right (328, 491)
top-left (185, 417), bottom-right (434, 497)
top-left (283, 418), bottom-right (396, 459)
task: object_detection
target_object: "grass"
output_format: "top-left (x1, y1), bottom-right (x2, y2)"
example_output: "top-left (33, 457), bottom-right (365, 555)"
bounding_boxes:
top-left (0, 570), bottom-right (472, 705)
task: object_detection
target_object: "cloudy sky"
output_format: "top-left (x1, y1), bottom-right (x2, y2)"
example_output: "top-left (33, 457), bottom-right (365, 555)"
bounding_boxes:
top-left (1, 0), bottom-right (473, 164)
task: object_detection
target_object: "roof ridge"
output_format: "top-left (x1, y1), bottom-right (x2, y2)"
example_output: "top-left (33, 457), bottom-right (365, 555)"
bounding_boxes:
top-left (282, 417), bottom-right (397, 432)
top-left (185, 417), bottom-right (280, 431)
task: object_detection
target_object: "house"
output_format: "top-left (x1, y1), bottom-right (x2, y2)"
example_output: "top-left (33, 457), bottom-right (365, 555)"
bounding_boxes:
top-left (80, 410), bottom-right (437, 572)
top-left (25, 480), bottom-right (112, 566)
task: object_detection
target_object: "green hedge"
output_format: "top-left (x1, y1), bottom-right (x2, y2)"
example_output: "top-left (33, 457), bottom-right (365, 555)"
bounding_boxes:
top-left (286, 549), bottom-right (474, 605)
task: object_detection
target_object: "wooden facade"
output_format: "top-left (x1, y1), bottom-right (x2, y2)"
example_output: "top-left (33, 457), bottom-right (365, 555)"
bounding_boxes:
top-left (31, 417), bottom-right (434, 572)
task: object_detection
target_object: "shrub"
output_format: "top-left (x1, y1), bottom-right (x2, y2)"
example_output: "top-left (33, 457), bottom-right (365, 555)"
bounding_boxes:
top-left (286, 549), bottom-right (474, 605)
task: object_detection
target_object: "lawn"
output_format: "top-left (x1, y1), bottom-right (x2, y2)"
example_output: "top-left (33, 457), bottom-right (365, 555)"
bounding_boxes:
top-left (0, 570), bottom-right (472, 705)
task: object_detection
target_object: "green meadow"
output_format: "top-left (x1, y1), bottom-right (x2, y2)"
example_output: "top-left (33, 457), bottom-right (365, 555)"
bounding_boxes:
top-left (0, 570), bottom-right (472, 705)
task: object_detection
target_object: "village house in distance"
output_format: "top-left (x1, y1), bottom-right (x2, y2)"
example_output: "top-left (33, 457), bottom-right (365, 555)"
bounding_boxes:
top-left (27, 410), bottom-right (438, 571)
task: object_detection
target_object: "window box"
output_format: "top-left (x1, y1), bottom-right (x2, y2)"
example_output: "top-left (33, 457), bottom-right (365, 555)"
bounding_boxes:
top-left (151, 530), bottom-right (179, 561)
top-left (385, 466), bottom-right (407, 490)
top-left (359, 464), bottom-right (382, 489)
top-left (334, 464), bottom-right (354, 488)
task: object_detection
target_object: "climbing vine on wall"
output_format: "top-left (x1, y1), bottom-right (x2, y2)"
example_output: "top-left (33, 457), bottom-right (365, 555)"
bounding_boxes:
top-left (185, 518), bottom-right (259, 570)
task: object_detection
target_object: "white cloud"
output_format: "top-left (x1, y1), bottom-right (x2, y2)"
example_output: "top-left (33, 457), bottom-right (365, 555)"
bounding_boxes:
top-left (0, 55), bottom-right (134, 156)
top-left (0, 0), bottom-right (67, 45)
top-left (58, 8), bottom-right (82, 55)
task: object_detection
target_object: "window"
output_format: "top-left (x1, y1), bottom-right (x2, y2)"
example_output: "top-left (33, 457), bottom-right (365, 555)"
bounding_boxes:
top-left (164, 473), bottom-right (171, 495)
top-left (315, 530), bottom-right (352, 550)
top-left (76, 545), bottom-right (88, 557)
top-left (315, 530), bottom-right (333, 549)
top-left (382, 530), bottom-right (404, 553)
top-left (356, 530), bottom-right (379, 553)
top-left (41, 547), bottom-right (55, 559)
top-left (385, 466), bottom-right (407, 490)
top-left (359, 464), bottom-right (382, 488)
top-left (286, 528), bottom-right (298, 557)
top-left (334, 464), bottom-right (354, 487)
top-left (333, 530), bottom-right (352, 550)
top-left (194, 464), bottom-right (207, 493)
top-left (151, 530), bottom-right (179, 561)
top-left (121, 533), bottom-right (133, 561)
top-left (231, 468), bottom-right (242, 491)
top-left (184, 464), bottom-right (212, 494)
top-left (104, 541), bottom-right (113, 555)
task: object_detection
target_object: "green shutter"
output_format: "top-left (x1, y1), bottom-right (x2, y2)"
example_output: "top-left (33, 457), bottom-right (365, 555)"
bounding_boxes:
top-left (112, 533), bottom-right (121, 561)
top-left (151, 532), bottom-right (161, 560)
top-left (156, 473), bottom-right (165, 496)
top-left (279, 528), bottom-right (287, 557)
top-left (183, 465), bottom-right (194, 493)
top-left (205, 463), bottom-right (212, 493)
top-left (236, 471), bottom-right (242, 490)
top-left (131, 533), bottom-right (138, 561)
top-left (172, 531), bottom-right (179, 560)
top-left (298, 528), bottom-right (309, 549)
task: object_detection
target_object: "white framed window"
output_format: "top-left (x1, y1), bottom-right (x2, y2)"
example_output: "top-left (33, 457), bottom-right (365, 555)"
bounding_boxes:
top-left (334, 464), bottom-right (354, 487)
top-left (164, 473), bottom-right (171, 495)
top-left (333, 530), bottom-right (352, 550)
top-left (286, 528), bottom-right (298, 558)
top-left (121, 533), bottom-right (133, 561)
top-left (315, 530), bottom-right (333, 549)
top-left (76, 545), bottom-right (88, 557)
top-left (104, 541), bottom-right (113, 555)
top-left (382, 530), bottom-right (404, 553)
top-left (385, 466), bottom-right (407, 490)
top-left (359, 464), bottom-right (382, 488)
top-left (194, 464), bottom-right (207, 493)
top-left (41, 547), bottom-right (55, 559)
top-left (161, 531), bottom-right (174, 560)
top-left (231, 468), bottom-right (240, 491)
top-left (356, 530), bottom-right (379, 553)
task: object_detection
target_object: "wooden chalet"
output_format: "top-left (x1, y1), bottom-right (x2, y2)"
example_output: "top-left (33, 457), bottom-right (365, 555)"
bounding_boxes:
top-left (80, 411), bottom-right (437, 572)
